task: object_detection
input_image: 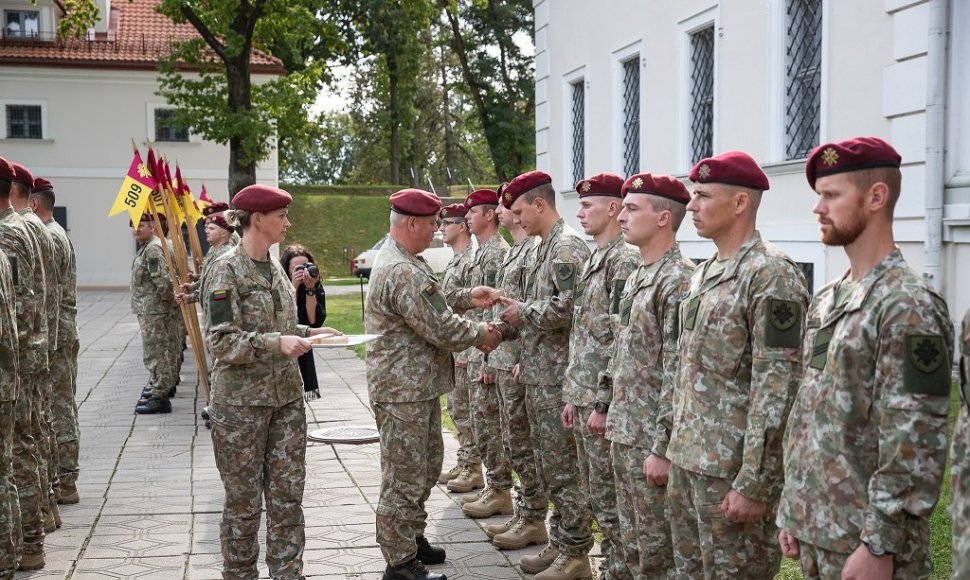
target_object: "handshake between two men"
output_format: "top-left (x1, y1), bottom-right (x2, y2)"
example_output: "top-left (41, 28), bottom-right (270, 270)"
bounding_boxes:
top-left (465, 286), bottom-right (526, 356)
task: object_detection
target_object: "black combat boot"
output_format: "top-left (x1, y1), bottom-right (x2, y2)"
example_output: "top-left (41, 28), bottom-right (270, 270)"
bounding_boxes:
top-left (415, 535), bottom-right (446, 565)
top-left (135, 396), bottom-right (171, 415)
top-left (382, 558), bottom-right (446, 580)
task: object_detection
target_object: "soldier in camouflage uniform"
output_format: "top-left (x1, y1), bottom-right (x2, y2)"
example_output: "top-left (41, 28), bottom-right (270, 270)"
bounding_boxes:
top-left (482, 192), bottom-right (547, 548)
top-left (130, 214), bottom-right (178, 414)
top-left (777, 138), bottom-right (954, 579)
top-left (0, 210), bottom-right (21, 579)
top-left (604, 173), bottom-right (694, 579)
top-left (448, 190), bottom-right (513, 519)
top-left (365, 188), bottom-right (501, 580)
top-left (177, 212), bottom-right (238, 310)
top-left (0, 157), bottom-right (45, 570)
top-left (28, 179), bottom-right (81, 506)
top-left (666, 151), bottom-right (809, 579)
top-left (560, 173), bottom-right (638, 580)
top-left (204, 185), bottom-right (339, 580)
top-left (435, 203), bottom-right (483, 494)
top-left (493, 171), bottom-right (594, 580)
top-left (954, 307), bottom-right (970, 579)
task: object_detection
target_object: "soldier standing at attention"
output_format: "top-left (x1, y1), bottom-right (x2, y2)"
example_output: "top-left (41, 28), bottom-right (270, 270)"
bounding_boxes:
top-left (560, 172), bottom-right (638, 580)
top-left (494, 171), bottom-right (594, 580)
top-left (0, 196), bottom-right (20, 579)
top-left (365, 188), bottom-right (501, 580)
top-left (130, 214), bottom-right (178, 415)
top-left (204, 185), bottom-right (339, 580)
top-left (177, 211), bottom-right (238, 309)
top-left (605, 173), bottom-right (693, 579)
top-left (435, 203), bottom-right (483, 495)
top-left (953, 307), bottom-right (970, 578)
top-left (449, 189), bottom-right (513, 519)
top-left (28, 179), bottom-right (81, 506)
top-left (777, 138), bottom-right (954, 579)
top-left (665, 151), bottom-right (809, 578)
top-left (0, 156), bottom-right (46, 570)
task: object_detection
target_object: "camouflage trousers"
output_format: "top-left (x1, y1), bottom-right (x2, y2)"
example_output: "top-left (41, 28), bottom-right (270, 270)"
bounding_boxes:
top-left (446, 363), bottom-right (478, 465)
top-left (494, 368), bottom-right (546, 521)
top-left (51, 338), bottom-right (80, 486)
top-left (209, 399), bottom-right (307, 580)
top-left (374, 399), bottom-right (443, 566)
top-left (794, 539), bottom-right (931, 579)
top-left (37, 367), bottom-right (56, 515)
top-left (13, 371), bottom-right (44, 556)
top-left (611, 442), bottom-right (673, 579)
top-left (951, 402), bottom-right (970, 578)
top-left (171, 309), bottom-right (186, 374)
top-left (667, 466), bottom-right (780, 579)
top-left (573, 405), bottom-right (625, 579)
top-left (0, 400), bottom-right (22, 577)
top-left (525, 384), bottom-right (593, 556)
top-left (471, 370), bottom-right (513, 489)
top-left (138, 313), bottom-right (178, 400)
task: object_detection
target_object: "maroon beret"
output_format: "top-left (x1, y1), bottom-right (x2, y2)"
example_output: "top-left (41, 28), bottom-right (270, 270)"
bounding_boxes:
top-left (622, 173), bottom-right (691, 204)
top-left (206, 213), bottom-right (235, 232)
top-left (201, 201), bottom-right (230, 217)
top-left (31, 177), bottom-right (53, 194)
top-left (689, 151), bottom-right (770, 191)
top-left (129, 213), bottom-right (166, 227)
top-left (0, 157), bottom-right (13, 181)
top-left (440, 203), bottom-right (468, 219)
top-left (576, 173), bottom-right (624, 198)
top-left (806, 137), bottom-right (901, 189)
top-left (232, 184), bottom-right (293, 213)
top-left (502, 170), bottom-right (552, 208)
top-left (390, 188), bottom-right (441, 217)
top-left (10, 162), bottom-right (33, 187)
top-left (464, 189), bottom-right (499, 209)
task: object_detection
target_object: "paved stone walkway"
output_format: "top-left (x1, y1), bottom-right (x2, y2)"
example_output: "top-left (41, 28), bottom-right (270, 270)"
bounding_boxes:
top-left (18, 290), bottom-right (549, 579)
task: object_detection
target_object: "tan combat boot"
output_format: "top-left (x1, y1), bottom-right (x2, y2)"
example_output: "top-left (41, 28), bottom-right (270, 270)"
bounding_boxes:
top-left (494, 518), bottom-right (550, 551)
top-left (519, 543), bottom-right (559, 574)
top-left (459, 488), bottom-right (484, 505)
top-left (462, 487), bottom-right (512, 518)
top-left (58, 482), bottom-right (80, 504)
top-left (51, 502), bottom-right (61, 529)
top-left (446, 463), bottom-right (484, 493)
top-left (535, 553), bottom-right (593, 580)
top-left (486, 513), bottom-right (518, 539)
top-left (438, 462), bottom-right (463, 484)
top-left (18, 551), bottom-right (45, 571)
top-left (43, 508), bottom-right (56, 533)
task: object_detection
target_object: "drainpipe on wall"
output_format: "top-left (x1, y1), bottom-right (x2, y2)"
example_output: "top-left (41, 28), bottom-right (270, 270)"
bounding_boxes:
top-left (923, 0), bottom-right (948, 292)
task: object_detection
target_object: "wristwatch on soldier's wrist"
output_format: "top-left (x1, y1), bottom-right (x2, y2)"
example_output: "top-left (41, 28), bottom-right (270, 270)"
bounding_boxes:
top-left (863, 541), bottom-right (892, 557)
top-left (593, 401), bottom-right (610, 414)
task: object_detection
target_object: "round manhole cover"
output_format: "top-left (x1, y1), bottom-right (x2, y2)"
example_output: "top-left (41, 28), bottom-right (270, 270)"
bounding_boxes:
top-left (308, 426), bottom-right (380, 444)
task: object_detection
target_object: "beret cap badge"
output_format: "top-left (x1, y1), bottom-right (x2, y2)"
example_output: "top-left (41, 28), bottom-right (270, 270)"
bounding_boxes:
top-left (698, 164), bottom-right (711, 179)
top-left (821, 147), bottom-right (839, 167)
top-left (581, 181), bottom-right (592, 193)
top-left (631, 177), bottom-right (643, 189)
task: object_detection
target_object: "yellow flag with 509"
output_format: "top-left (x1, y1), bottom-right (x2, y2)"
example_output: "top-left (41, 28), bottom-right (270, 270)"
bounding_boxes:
top-left (109, 151), bottom-right (157, 225)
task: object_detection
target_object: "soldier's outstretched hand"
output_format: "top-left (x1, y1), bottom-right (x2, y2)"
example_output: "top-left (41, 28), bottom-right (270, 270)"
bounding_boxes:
top-left (280, 335), bottom-right (312, 358)
top-left (470, 286), bottom-right (500, 309)
top-left (720, 490), bottom-right (765, 523)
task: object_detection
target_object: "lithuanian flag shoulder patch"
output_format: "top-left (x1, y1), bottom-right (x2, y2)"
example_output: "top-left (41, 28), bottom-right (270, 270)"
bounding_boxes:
top-left (212, 289), bottom-right (229, 301)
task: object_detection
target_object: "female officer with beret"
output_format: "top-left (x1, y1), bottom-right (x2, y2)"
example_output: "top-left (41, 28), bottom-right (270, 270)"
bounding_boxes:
top-left (204, 184), bottom-right (339, 580)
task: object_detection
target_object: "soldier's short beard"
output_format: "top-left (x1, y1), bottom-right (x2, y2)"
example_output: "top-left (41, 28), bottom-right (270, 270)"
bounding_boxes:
top-left (821, 210), bottom-right (867, 246)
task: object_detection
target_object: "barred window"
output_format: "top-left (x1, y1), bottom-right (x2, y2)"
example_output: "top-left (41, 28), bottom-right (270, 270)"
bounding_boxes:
top-left (785, 0), bottom-right (822, 159)
top-left (571, 80), bottom-right (585, 186)
top-left (621, 57), bottom-right (640, 176)
top-left (4, 10), bottom-right (39, 38)
top-left (689, 26), bottom-right (715, 165)
top-left (154, 108), bottom-right (189, 143)
top-left (5, 105), bottom-right (43, 139)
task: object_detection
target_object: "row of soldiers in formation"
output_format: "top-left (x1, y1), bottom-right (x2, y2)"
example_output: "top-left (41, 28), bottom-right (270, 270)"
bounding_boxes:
top-left (0, 156), bottom-right (81, 576)
top-left (362, 137), bottom-right (969, 580)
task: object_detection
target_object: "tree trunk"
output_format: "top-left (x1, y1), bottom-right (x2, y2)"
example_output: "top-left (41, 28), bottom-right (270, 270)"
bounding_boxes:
top-left (441, 45), bottom-right (456, 186)
top-left (226, 55), bottom-right (256, 201)
top-left (388, 52), bottom-right (401, 186)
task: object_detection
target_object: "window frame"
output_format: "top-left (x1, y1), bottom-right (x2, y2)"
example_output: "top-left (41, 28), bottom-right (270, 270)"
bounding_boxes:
top-left (677, 6), bottom-right (719, 173)
top-left (146, 103), bottom-right (199, 144)
top-left (0, 99), bottom-right (48, 140)
top-left (611, 40), bottom-right (642, 177)
top-left (561, 66), bottom-right (587, 190)
top-left (2, 8), bottom-right (41, 39)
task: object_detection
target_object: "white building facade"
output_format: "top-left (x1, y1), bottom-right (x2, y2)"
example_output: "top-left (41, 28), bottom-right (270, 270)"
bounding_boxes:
top-left (535, 0), bottom-right (970, 323)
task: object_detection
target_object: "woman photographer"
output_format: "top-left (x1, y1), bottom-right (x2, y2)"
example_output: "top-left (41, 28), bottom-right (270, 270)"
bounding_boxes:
top-left (280, 244), bottom-right (327, 400)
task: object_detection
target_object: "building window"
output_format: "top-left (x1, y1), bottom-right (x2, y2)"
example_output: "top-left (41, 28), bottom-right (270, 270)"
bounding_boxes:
top-left (621, 57), bottom-right (640, 176)
top-left (5, 105), bottom-right (43, 139)
top-left (570, 80), bottom-right (585, 186)
top-left (3, 10), bottom-right (39, 38)
top-left (689, 26), bottom-right (715, 165)
top-left (154, 109), bottom-right (189, 142)
top-left (785, 0), bottom-right (822, 160)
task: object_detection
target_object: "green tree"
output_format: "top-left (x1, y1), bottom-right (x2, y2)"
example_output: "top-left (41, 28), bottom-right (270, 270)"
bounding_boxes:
top-left (280, 112), bottom-right (357, 184)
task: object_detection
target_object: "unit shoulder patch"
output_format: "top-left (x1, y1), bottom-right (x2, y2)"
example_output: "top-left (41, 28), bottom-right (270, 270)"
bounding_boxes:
top-left (764, 298), bottom-right (802, 348)
top-left (209, 289), bottom-right (232, 325)
top-left (555, 262), bottom-right (576, 291)
top-left (903, 334), bottom-right (950, 396)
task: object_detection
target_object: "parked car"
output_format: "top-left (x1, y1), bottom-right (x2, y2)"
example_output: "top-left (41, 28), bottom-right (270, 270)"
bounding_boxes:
top-left (351, 233), bottom-right (455, 278)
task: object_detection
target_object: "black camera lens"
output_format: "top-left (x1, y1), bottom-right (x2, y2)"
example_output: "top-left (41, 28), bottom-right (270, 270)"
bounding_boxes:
top-left (305, 263), bottom-right (319, 278)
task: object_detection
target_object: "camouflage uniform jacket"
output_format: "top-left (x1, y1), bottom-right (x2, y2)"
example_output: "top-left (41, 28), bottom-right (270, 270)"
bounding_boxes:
top-left (516, 218), bottom-right (591, 387)
top-left (0, 207), bottom-right (46, 363)
top-left (46, 218), bottom-right (78, 348)
top-left (667, 231), bottom-right (808, 502)
top-left (487, 235), bottom-right (537, 372)
top-left (563, 233), bottom-right (639, 407)
top-left (0, 251), bottom-right (19, 402)
top-left (204, 244), bottom-right (309, 407)
top-left (777, 249), bottom-right (953, 555)
top-left (20, 209), bottom-right (56, 357)
top-left (604, 244), bottom-right (693, 454)
top-left (131, 236), bottom-right (176, 316)
top-left (185, 241), bottom-right (236, 305)
top-left (454, 233), bottom-right (510, 366)
top-left (365, 237), bottom-right (486, 403)
top-left (440, 242), bottom-right (477, 364)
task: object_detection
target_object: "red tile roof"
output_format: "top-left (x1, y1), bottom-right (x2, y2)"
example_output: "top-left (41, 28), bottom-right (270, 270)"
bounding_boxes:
top-left (0, 0), bottom-right (284, 73)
